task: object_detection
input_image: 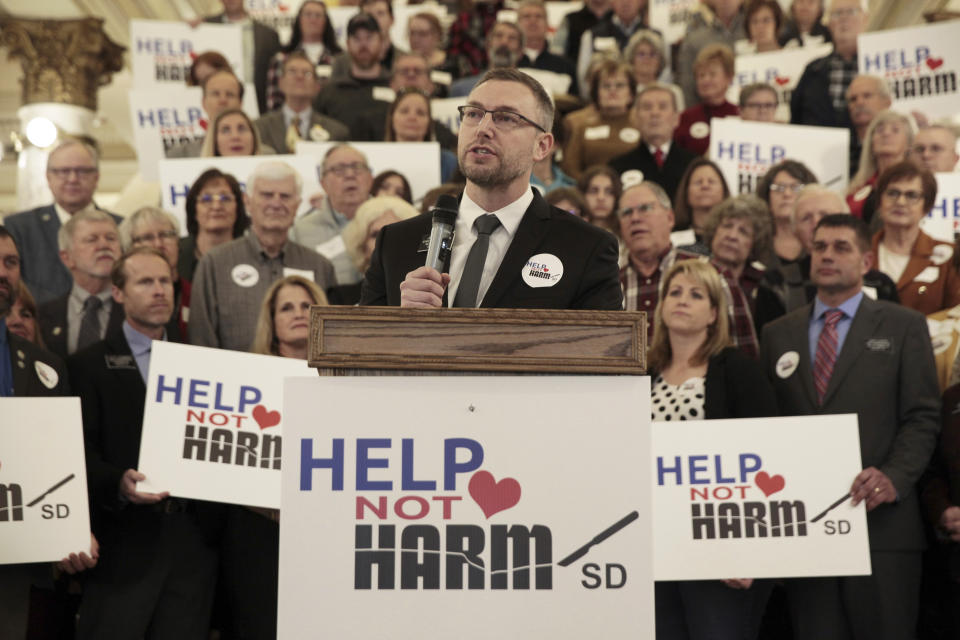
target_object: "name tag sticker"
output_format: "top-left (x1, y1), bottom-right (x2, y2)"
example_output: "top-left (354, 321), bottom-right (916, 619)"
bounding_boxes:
top-left (373, 86), bottom-right (396, 103)
top-left (865, 338), bottom-right (892, 352)
top-left (914, 266), bottom-right (940, 283)
top-left (283, 267), bottom-right (315, 280)
top-left (522, 253), bottom-right (563, 288)
top-left (775, 351), bottom-right (799, 379)
top-left (316, 235), bottom-right (347, 260)
top-left (34, 361), bottom-right (58, 389)
top-left (584, 125), bottom-right (610, 140)
top-left (232, 264), bottom-right (260, 288)
top-left (594, 37), bottom-right (618, 52)
top-left (105, 354), bottom-right (137, 370)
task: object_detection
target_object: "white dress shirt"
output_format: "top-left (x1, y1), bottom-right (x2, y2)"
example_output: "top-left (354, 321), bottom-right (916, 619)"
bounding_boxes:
top-left (446, 187), bottom-right (534, 307)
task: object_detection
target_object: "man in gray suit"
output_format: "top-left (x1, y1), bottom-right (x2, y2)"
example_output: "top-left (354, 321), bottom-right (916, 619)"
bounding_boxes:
top-left (760, 214), bottom-right (939, 640)
top-left (3, 140), bottom-right (119, 304)
top-left (254, 51), bottom-right (348, 153)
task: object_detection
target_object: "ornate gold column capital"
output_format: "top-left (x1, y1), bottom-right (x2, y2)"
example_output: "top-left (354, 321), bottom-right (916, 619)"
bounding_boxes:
top-left (0, 17), bottom-right (125, 111)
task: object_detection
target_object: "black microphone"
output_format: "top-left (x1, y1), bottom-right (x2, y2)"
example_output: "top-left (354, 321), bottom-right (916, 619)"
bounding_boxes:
top-left (424, 194), bottom-right (459, 272)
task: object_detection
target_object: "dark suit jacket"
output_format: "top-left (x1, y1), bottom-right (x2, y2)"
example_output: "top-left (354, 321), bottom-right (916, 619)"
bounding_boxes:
top-left (3, 205), bottom-right (122, 304)
top-left (7, 330), bottom-right (69, 396)
top-left (609, 143), bottom-right (698, 205)
top-left (205, 14), bottom-right (281, 114)
top-left (254, 109), bottom-right (349, 154)
top-left (790, 53), bottom-right (854, 130)
top-left (37, 293), bottom-right (125, 361)
top-left (760, 296), bottom-right (940, 552)
top-left (360, 190), bottom-right (624, 310)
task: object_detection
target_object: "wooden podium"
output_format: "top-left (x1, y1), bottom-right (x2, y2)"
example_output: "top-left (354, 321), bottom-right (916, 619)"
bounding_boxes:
top-left (307, 306), bottom-right (647, 375)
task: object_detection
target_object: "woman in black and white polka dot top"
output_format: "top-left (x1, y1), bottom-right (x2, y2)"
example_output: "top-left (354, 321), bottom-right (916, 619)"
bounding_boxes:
top-left (647, 259), bottom-right (779, 640)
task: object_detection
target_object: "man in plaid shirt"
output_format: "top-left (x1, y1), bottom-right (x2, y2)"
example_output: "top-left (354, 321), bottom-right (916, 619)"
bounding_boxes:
top-left (790, 0), bottom-right (867, 130)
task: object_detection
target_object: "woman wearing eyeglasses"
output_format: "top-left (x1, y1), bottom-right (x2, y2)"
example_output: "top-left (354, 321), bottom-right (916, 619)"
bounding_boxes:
top-left (560, 59), bottom-right (640, 180)
top-left (179, 169), bottom-right (249, 284)
top-left (755, 160), bottom-right (817, 265)
top-left (872, 161), bottom-right (960, 315)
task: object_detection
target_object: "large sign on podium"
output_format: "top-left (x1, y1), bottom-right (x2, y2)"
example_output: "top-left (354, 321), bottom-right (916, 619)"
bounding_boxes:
top-left (278, 376), bottom-right (654, 639)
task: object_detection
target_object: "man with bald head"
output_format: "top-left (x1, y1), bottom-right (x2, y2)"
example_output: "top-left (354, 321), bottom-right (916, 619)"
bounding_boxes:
top-left (4, 139), bottom-right (120, 303)
top-left (773, 184), bottom-right (898, 313)
top-left (846, 75), bottom-right (892, 174)
top-left (913, 123), bottom-right (960, 173)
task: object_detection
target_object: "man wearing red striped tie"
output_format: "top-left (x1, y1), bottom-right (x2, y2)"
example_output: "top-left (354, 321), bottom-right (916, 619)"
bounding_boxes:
top-left (760, 213), bottom-right (940, 640)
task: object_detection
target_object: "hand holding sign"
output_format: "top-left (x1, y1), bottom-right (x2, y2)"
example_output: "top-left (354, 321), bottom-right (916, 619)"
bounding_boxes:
top-left (849, 466), bottom-right (896, 511)
top-left (57, 533), bottom-right (99, 575)
top-left (940, 505), bottom-right (960, 541)
top-left (122, 469), bottom-right (169, 505)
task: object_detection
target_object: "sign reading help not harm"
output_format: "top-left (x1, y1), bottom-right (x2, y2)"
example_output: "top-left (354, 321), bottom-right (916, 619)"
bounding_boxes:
top-left (0, 398), bottom-right (91, 564)
top-left (279, 376), bottom-right (654, 640)
top-left (709, 118), bottom-right (849, 195)
top-left (130, 19), bottom-right (246, 86)
top-left (920, 173), bottom-right (960, 243)
top-left (858, 20), bottom-right (960, 120)
top-left (136, 342), bottom-right (312, 509)
top-left (653, 414), bottom-right (871, 580)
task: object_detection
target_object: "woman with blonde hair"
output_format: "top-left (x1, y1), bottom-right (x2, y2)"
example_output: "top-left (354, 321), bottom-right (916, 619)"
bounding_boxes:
top-left (250, 275), bottom-right (328, 359)
top-left (847, 109), bottom-right (914, 222)
top-left (649, 259), bottom-right (776, 640)
top-left (329, 196), bottom-right (420, 304)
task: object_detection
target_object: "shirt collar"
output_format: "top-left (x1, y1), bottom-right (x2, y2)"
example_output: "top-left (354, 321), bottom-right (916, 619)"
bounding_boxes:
top-left (283, 104), bottom-right (311, 126)
top-left (647, 140), bottom-right (671, 156)
top-left (459, 187), bottom-right (533, 240)
top-left (54, 202), bottom-right (95, 227)
top-left (246, 231), bottom-right (286, 260)
top-left (122, 320), bottom-right (161, 357)
top-left (813, 290), bottom-right (863, 321)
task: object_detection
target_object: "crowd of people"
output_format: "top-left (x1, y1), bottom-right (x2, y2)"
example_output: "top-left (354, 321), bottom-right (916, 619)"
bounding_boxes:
top-left (2, 0), bottom-right (960, 638)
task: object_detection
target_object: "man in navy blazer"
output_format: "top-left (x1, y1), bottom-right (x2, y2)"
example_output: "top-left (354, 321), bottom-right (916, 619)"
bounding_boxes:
top-left (609, 83), bottom-right (696, 205)
top-left (760, 214), bottom-right (939, 640)
top-left (361, 68), bottom-right (622, 310)
top-left (4, 140), bottom-right (120, 304)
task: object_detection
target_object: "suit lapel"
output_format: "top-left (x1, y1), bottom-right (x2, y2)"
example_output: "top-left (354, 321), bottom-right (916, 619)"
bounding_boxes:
top-left (9, 337), bottom-right (33, 395)
top-left (821, 296), bottom-right (882, 406)
top-left (480, 193), bottom-right (552, 308)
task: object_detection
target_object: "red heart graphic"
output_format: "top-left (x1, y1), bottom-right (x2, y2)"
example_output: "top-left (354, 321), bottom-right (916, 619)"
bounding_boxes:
top-left (755, 471), bottom-right (785, 497)
top-left (189, 51), bottom-right (198, 61)
top-left (469, 470), bottom-right (521, 518)
top-left (199, 118), bottom-right (208, 131)
top-left (774, 76), bottom-right (790, 86)
top-left (252, 404), bottom-right (281, 429)
top-left (278, 2), bottom-right (290, 11)
top-left (926, 57), bottom-right (944, 70)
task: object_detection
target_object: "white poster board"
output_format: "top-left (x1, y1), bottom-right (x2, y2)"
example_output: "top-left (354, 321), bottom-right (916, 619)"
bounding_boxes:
top-left (432, 97), bottom-right (463, 136)
top-left (858, 21), bottom-right (960, 121)
top-left (649, 0), bottom-right (699, 46)
top-left (920, 172), bottom-right (960, 243)
top-left (0, 398), bottom-right (91, 564)
top-left (727, 44), bottom-right (833, 122)
top-left (130, 19), bottom-right (246, 86)
top-left (128, 85), bottom-right (260, 181)
top-left (136, 342), bottom-right (312, 509)
top-left (279, 376), bottom-right (654, 640)
top-left (296, 141), bottom-right (442, 202)
top-left (709, 118), bottom-right (850, 195)
top-left (158, 154), bottom-right (321, 235)
top-left (653, 414), bottom-right (871, 580)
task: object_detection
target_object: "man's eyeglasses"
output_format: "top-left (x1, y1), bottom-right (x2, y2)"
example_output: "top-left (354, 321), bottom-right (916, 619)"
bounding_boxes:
top-left (132, 230), bottom-right (179, 244)
top-left (48, 167), bottom-right (97, 178)
top-left (619, 202), bottom-right (661, 217)
top-left (198, 193), bottom-right (236, 205)
top-left (323, 161), bottom-right (371, 177)
top-left (457, 106), bottom-right (546, 133)
top-left (769, 183), bottom-right (803, 194)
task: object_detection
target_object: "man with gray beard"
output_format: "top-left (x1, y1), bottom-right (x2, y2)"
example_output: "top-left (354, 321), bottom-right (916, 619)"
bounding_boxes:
top-left (360, 68), bottom-right (622, 310)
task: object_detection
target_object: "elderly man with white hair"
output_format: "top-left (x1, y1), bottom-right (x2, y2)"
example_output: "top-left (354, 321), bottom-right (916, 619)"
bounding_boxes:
top-left (189, 161), bottom-right (336, 352)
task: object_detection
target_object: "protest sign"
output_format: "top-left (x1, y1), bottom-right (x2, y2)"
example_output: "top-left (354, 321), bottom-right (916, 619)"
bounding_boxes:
top-left (709, 118), bottom-right (850, 194)
top-left (137, 342), bottom-right (312, 509)
top-left (0, 398), bottom-right (91, 564)
top-left (727, 44), bottom-right (833, 122)
top-left (920, 172), bottom-right (960, 243)
top-left (653, 414), bottom-right (871, 580)
top-left (279, 376), bottom-right (654, 639)
top-left (130, 19), bottom-right (245, 86)
top-left (649, 0), bottom-right (699, 46)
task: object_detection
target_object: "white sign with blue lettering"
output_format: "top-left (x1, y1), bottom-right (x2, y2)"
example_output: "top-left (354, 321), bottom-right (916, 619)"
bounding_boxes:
top-left (0, 398), bottom-right (91, 564)
top-left (709, 118), bottom-right (849, 195)
top-left (727, 43), bottom-right (832, 122)
top-left (128, 84), bottom-right (260, 182)
top-left (649, 0), bottom-right (700, 46)
top-left (130, 19), bottom-right (246, 87)
top-left (279, 376), bottom-right (654, 639)
top-left (136, 342), bottom-right (313, 509)
top-left (653, 414), bottom-right (871, 580)
top-left (858, 20), bottom-right (960, 120)
top-left (920, 172), bottom-right (960, 243)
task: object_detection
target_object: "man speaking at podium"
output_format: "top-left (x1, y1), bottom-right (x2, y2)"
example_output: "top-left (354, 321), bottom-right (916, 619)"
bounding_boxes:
top-left (360, 68), bottom-right (623, 310)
